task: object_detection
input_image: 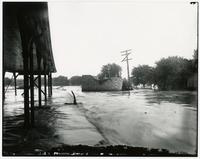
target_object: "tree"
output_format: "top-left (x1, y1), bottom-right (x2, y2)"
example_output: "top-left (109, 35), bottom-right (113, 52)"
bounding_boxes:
top-left (98, 63), bottom-right (122, 80)
top-left (69, 76), bottom-right (82, 86)
top-left (131, 65), bottom-right (154, 87)
top-left (192, 49), bottom-right (198, 73)
top-left (155, 56), bottom-right (193, 90)
top-left (52, 76), bottom-right (69, 86)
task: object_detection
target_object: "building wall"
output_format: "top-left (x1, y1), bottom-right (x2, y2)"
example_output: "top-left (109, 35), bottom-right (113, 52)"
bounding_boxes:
top-left (82, 75), bottom-right (123, 91)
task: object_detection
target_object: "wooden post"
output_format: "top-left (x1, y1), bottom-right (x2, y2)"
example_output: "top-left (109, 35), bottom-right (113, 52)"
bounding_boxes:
top-left (17, 15), bottom-right (30, 128)
top-left (48, 73), bottom-right (51, 97)
top-left (126, 58), bottom-right (130, 85)
top-left (121, 49), bottom-right (132, 90)
top-left (30, 42), bottom-right (34, 127)
top-left (44, 62), bottom-right (47, 102)
top-left (3, 71), bottom-right (5, 101)
top-left (44, 73), bottom-right (47, 102)
top-left (37, 53), bottom-right (42, 108)
top-left (23, 54), bottom-right (30, 128)
top-left (14, 72), bottom-right (17, 96)
top-left (50, 73), bottom-right (52, 96)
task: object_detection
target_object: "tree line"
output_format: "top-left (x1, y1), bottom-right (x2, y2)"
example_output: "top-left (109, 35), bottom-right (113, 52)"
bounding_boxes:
top-left (132, 52), bottom-right (197, 90)
top-left (4, 63), bottom-right (122, 88)
top-left (4, 52), bottom-right (197, 91)
top-left (4, 75), bottom-right (82, 87)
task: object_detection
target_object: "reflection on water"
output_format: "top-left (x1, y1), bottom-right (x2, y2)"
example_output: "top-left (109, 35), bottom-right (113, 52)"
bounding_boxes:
top-left (3, 86), bottom-right (197, 155)
top-left (144, 90), bottom-right (197, 106)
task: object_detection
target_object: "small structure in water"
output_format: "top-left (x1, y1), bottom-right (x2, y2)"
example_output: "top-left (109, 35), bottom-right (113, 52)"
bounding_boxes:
top-left (81, 75), bottom-right (123, 91)
top-left (65, 91), bottom-right (77, 105)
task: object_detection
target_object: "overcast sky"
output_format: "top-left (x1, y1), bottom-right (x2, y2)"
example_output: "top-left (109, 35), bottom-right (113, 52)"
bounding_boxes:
top-left (48, 1), bottom-right (197, 78)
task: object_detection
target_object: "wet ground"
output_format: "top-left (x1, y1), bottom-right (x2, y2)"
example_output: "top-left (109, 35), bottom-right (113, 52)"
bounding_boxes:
top-left (3, 86), bottom-right (197, 155)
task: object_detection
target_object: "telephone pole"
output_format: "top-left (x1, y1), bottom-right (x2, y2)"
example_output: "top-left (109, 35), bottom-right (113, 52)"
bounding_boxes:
top-left (121, 49), bottom-right (132, 88)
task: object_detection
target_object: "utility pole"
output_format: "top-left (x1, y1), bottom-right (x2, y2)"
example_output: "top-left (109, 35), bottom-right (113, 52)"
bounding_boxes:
top-left (121, 49), bottom-right (132, 88)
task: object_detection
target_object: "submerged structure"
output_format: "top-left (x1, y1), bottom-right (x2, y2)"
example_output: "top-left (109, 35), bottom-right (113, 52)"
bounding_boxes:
top-left (3, 2), bottom-right (56, 128)
top-left (82, 75), bottom-right (123, 91)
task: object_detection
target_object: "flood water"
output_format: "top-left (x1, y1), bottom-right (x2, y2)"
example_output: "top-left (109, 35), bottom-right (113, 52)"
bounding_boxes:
top-left (3, 86), bottom-right (197, 155)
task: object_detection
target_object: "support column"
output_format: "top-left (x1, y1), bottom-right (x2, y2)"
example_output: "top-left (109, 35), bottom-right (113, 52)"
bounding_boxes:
top-left (23, 56), bottom-right (30, 128)
top-left (43, 62), bottom-right (47, 102)
top-left (3, 71), bottom-right (5, 101)
top-left (48, 72), bottom-right (52, 97)
top-left (37, 54), bottom-right (42, 108)
top-left (50, 73), bottom-right (52, 96)
top-left (30, 43), bottom-right (34, 127)
top-left (48, 73), bottom-right (51, 97)
top-left (14, 72), bottom-right (17, 96)
top-left (44, 73), bottom-right (47, 102)
top-left (18, 18), bottom-right (30, 128)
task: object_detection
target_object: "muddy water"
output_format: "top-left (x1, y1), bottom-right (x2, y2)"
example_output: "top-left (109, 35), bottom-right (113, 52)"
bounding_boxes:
top-left (3, 86), bottom-right (197, 154)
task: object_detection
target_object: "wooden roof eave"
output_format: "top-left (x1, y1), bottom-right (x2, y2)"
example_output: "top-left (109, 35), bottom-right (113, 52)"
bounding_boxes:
top-left (3, 2), bottom-right (57, 74)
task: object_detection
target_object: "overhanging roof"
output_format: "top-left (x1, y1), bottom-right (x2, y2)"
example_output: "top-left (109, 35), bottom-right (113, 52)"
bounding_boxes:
top-left (3, 2), bottom-right (56, 74)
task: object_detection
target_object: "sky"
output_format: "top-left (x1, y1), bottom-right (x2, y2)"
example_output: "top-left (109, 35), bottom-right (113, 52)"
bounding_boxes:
top-left (48, 0), bottom-right (197, 78)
